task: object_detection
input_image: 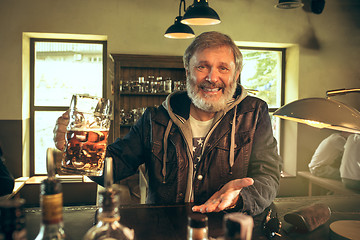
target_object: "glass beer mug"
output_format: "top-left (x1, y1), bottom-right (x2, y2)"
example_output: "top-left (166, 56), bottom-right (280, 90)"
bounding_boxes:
top-left (61, 94), bottom-right (112, 176)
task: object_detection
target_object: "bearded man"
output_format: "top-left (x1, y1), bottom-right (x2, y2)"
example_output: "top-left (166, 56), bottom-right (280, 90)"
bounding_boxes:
top-left (54, 31), bottom-right (282, 216)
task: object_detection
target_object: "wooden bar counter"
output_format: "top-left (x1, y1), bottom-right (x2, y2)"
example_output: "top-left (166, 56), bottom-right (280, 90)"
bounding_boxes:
top-left (25, 195), bottom-right (360, 240)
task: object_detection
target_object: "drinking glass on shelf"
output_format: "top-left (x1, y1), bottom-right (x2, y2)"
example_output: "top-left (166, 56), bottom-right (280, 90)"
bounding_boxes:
top-left (165, 77), bottom-right (172, 93)
top-left (173, 81), bottom-right (181, 91)
top-left (122, 81), bottom-right (131, 93)
top-left (61, 94), bottom-right (112, 176)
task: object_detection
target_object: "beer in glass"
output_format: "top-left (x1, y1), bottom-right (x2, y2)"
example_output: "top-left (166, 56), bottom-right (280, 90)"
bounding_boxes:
top-left (61, 94), bottom-right (112, 176)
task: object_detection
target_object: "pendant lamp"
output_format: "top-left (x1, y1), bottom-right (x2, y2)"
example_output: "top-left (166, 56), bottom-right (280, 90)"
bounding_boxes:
top-left (181, 0), bottom-right (221, 26)
top-left (275, 0), bottom-right (304, 9)
top-left (273, 88), bottom-right (360, 134)
top-left (164, 0), bottom-right (195, 39)
top-left (165, 16), bottom-right (195, 39)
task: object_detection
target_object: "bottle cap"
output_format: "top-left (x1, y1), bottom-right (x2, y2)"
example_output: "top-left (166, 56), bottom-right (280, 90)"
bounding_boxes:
top-left (188, 214), bottom-right (208, 228)
top-left (41, 178), bottom-right (62, 195)
top-left (99, 184), bottom-right (121, 211)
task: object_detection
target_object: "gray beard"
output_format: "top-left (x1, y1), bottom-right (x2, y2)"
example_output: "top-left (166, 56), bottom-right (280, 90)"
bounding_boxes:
top-left (186, 77), bottom-right (237, 113)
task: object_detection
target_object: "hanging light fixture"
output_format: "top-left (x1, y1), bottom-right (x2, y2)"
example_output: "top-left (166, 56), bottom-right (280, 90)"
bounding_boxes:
top-left (164, 16), bottom-right (195, 39)
top-left (164, 0), bottom-right (195, 39)
top-left (273, 88), bottom-right (360, 134)
top-left (275, 0), bottom-right (304, 9)
top-left (181, 0), bottom-right (221, 26)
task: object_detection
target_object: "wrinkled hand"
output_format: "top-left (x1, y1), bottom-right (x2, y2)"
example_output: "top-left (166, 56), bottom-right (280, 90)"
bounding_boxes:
top-left (53, 110), bottom-right (69, 151)
top-left (192, 178), bottom-right (254, 213)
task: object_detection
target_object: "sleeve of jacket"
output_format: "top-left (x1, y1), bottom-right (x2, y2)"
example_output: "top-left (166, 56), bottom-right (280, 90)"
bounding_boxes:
top-left (238, 102), bottom-right (283, 216)
top-left (90, 108), bottom-right (152, 186)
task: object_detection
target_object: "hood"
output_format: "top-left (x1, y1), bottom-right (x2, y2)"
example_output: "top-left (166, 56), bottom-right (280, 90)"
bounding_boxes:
top-left (160, 85), bottom-right (248, 200)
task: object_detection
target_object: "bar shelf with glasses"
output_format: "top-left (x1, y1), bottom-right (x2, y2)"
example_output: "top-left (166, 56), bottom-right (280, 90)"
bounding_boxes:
top-left (110, 54), bottom-right (186, 140)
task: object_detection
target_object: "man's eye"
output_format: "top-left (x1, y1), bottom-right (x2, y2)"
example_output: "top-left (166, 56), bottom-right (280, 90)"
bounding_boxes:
top-left (197, 66), bottom-right (205, 70)
top-left (219, 67), bottom-right (229, 73)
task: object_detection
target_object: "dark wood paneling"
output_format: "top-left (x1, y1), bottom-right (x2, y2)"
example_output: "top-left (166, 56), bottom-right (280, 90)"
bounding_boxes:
top-left (0, 120), bottom-right (23, 178)
top-left (18, 182), bottom-right (97, 207)
top-left (110, 54), bottom-right (186, 139)
top-left (111, 54), bottom-right (184, 69)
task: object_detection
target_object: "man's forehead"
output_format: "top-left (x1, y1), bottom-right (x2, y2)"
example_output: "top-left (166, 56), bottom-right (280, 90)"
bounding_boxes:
top-left (190, 47), bottom-right (235, 64)
top-left (194, 45), bottom-right (232, 54)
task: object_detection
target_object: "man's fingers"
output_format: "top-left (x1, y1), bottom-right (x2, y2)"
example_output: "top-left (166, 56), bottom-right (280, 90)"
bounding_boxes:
top-left (55, 140), bottom-right (66, 152)
top-left (53, 110), bottom-right (70, 151)
top-left (192, 203), bottom-right (218, 213)
top-left (192, 205), bottom-right (203, 212)
top-left (53, 122), bottom-right (67, 134)
top-left (192, 178), bottom-right (254, 213)
top-left (232, 178), bottom-right (254, 189)
top-left (62, 110), bottom-right (70, 119)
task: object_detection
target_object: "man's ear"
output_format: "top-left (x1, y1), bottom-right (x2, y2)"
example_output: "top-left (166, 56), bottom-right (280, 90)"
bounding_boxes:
top-left (185, 68), bottom-right (190, 78)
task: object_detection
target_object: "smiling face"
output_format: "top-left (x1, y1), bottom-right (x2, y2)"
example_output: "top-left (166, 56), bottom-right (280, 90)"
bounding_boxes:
top-left (186, 46), bottom-right (240, 113)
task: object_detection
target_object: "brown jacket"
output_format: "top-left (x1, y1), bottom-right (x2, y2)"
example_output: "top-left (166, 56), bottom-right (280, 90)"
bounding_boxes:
top-left (106, 86), bottom-right (282, 216)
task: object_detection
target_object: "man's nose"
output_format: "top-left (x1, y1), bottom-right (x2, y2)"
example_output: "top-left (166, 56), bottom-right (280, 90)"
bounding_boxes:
top-left (206, 68), bottom-right (219, 83)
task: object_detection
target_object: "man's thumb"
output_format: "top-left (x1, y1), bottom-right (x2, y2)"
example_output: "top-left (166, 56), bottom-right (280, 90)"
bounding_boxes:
top-left (236, 178), bottom-right (254, 188)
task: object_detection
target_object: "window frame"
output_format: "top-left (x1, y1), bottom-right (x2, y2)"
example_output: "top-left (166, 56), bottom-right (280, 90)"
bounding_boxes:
top-left (29, 38), bottom-right (107, 176)
top-left (238, 46), bottom-right (286, 112)
top-left (238, 46), bottom-right (286, 152)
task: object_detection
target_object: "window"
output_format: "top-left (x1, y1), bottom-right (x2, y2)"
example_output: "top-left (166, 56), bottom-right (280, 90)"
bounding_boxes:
top-left (239, 47), bottom-right (285, 146)
top-left (30, 39), bottom-right (107, 175)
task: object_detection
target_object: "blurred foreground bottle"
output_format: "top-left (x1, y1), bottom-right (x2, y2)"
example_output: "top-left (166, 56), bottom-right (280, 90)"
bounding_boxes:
top-left (35, 149), bottom-right (68, 240)
top-left (83, 157), bottom-right (134, 240)
top-left (187, 214), bottom-right (208, 240)
top-left (224, 212), bottom-right (253, 240)
top-left (0, 198), bottom-right (27, 240)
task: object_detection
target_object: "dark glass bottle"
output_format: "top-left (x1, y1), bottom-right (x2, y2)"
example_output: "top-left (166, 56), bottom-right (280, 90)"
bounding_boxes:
top-left (0, 198), bottom-right (27, 240)
top-left (83, 157), bottom-right (134, 240)
top-left (224, 212), bottom-right (253, 240)
top-left (83, 185), bottom-right (134, 240)
top-left (34, 177), bottom-right (68, 240)
top-left (187, 214), bottom-right (209, 240)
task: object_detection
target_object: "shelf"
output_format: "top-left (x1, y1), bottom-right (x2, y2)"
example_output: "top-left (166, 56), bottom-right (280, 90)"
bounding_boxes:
top-left (120, 92), bottom-right (169, 96)
top-left (110, 54), bottom-right (185, 141)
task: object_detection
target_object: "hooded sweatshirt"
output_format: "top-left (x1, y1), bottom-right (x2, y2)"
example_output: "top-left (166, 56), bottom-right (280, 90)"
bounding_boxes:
top-left (103, 85), bottom-right (282, 216)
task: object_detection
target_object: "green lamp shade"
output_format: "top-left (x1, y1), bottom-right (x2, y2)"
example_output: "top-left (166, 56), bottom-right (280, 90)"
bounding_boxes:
top-left (165, 16), bottom-right (195, 39)
top-left (181, 0), bottom-right (221, 25)
top-left (273, 98), bottom-right (360, 134)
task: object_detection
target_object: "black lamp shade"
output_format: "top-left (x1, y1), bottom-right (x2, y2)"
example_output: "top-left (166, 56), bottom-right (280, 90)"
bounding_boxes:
top-left (311, 0), bottom-right (325, 14)
top-left (181, 0), bottom-right (221, 25)
top-left (165, 16), bottom-right (195, 39)
top-left (275, 0), bottom-right (304, 9)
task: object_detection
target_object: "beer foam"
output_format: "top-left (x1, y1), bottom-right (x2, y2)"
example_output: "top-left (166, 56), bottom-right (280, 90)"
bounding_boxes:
top-left (68, 127), bottom-right (109, 131)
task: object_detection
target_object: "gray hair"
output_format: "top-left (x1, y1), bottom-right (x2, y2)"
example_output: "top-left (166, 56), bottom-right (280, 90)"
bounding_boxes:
top-left (183, 31), bottom-right (243, 73)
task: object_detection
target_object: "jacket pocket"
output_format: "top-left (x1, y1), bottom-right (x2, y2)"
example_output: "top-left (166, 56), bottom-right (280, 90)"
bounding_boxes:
top-left (215, 131), bottom-right (251, 151)
top-left (151, 140), bottom-right (178, 184)
top-left (210, 131), bottom-right (251, 178)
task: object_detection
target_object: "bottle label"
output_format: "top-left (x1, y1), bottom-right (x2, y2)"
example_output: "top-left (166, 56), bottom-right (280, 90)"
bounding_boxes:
top-left (41, 192), bottom-right (63, 224)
